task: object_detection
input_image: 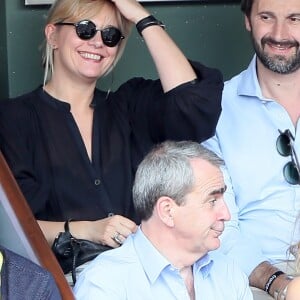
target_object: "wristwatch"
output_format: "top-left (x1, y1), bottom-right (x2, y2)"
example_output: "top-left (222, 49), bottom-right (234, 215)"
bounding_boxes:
top-left (274, 276), bottom-right (294, 300)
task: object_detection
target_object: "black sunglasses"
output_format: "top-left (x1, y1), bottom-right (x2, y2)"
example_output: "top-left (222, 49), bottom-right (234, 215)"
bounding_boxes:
top-left (276, 129), bottom-right (300, 185)
top-left (55, 19), bottom-right (124, 47)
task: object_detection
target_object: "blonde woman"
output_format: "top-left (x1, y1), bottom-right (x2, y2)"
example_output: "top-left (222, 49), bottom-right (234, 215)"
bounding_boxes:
top-left (0, 0), bottom-right (222, 274)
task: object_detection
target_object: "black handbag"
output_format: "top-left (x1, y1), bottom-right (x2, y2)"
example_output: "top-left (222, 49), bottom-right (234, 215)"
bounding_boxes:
top-left (51, 221), bottom-right (112, 284)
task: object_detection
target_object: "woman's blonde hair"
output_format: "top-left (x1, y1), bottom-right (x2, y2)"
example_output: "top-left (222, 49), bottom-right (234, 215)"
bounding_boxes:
top-left (42, 0), bottom-right (132, 85)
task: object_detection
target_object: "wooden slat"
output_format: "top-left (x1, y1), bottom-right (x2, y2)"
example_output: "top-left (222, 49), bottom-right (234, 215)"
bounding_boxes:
top-left (0, 151), bottom-right (74, 299)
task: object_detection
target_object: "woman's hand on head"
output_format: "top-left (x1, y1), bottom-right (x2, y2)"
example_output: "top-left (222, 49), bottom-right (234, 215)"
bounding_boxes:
top-left (110, 0), bottom-right (149, 24)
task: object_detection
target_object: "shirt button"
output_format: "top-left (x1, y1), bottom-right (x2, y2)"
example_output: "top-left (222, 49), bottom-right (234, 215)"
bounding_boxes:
top-left (94, 179), bottom-right (101, 185)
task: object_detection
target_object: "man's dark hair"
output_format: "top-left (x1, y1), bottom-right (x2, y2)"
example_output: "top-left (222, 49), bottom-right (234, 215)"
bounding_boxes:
top-left (241, 0), bottom-right (253, 17)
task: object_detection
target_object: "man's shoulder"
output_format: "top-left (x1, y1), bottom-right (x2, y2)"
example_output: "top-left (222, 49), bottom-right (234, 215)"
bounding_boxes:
top-left (1, 246), bottom-right (61, 299)
top-left (75, 239), bottom-right (140, 292)
top-left (85, 237), bottom-right (139, 273)
top-left (224, 69), bottom-right (248, 91)
top-left (223, 56), bottom-right (257, 98)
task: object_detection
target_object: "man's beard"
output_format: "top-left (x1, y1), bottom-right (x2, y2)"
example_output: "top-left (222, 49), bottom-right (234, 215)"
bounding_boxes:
top-left (251, 34), bottom-right (300, 74)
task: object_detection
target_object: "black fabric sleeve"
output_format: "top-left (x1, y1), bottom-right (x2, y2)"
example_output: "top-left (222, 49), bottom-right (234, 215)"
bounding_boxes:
top-left (0, 95), bottom-right (53, 217)
top-left (113, 60), bottom-right (223, 147)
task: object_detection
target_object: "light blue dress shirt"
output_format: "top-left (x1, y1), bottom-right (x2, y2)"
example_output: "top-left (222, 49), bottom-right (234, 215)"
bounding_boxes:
top-left (203, 55), bottom-right (300, 276)
top-left (74, 228), bottom-right (252, 299)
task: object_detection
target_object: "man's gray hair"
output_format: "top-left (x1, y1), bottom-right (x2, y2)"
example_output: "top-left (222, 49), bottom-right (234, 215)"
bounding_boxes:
top-left (133, 140), bottom-right (224, 221)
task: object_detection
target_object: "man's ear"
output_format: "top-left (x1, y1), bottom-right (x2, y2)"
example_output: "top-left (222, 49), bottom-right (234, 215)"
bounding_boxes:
top-left (156, 196), bottom-right (176, 227)
top-left (45, 23), bottom-right (58, 49)
top-left (245, 15), bottom-right (251, 32)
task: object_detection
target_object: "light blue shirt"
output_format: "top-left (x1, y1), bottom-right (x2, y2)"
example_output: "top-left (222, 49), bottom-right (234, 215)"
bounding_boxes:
top-left (74, 228), bottom-right (252, 299)
top-left (203, 55), bottom-right (300, 276)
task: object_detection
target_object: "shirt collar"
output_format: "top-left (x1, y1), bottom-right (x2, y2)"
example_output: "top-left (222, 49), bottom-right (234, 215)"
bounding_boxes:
top-left (133, 227), bottom-right (170, 284)
top-left (133, 227), bottom-right (214, 283)
top-left (37, 86), bottom-right (107, 111)
top-left (37, 87), bottom-right (71, 112)
top-left (193, 253), bottom-right (213, 278)
top-left (90, 89), bottom-right (108, 108)
top-left (236, 55), bottom-right (267, 101)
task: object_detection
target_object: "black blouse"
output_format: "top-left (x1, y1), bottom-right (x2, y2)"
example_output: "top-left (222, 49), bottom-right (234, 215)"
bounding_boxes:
top-left (0, 61), bottom-right (223, 223)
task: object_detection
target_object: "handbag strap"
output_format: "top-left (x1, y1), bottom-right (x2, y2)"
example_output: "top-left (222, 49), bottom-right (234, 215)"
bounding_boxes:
top-left (64, 219), bottom-right (72, 233)
top-left (64, 220), bottom-right (80, 284)
top-left (70, 239), bottom-right (80, 284)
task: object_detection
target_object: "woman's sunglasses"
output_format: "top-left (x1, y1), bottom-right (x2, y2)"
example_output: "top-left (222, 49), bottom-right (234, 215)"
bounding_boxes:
top-left (55, 20), bottom-right (124, 47)
top-left (276, 129), bottom-right (300, 185)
